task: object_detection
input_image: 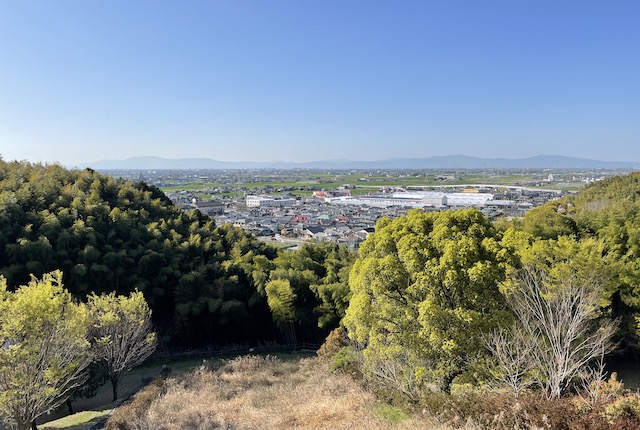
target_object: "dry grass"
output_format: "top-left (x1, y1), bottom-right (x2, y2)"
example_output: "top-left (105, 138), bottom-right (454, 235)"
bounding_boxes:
top-left (106, 355), bottom-right (454, 430)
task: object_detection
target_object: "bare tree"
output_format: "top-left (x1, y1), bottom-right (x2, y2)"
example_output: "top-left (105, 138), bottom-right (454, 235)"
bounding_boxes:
top-left (87, 291), bottom-right (157, 402)
top-left (577, 355), bottom-right (623, 408)
top-left (504, 264), bottom-right (616, 398)
top-left (484, 326), bottom-right (536, 397)
top-left (365, 348), bottom-right (426, 402)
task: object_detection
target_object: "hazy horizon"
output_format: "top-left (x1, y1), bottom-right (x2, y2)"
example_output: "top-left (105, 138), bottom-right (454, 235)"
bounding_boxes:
top-left (51, 154), bottom-right (640, 172)
top-left (1, 1), bottom-right (638, 165)
top-left (77, 153), bottom-right (640, 164)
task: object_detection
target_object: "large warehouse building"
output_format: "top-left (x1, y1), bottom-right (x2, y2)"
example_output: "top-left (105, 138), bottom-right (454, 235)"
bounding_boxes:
top-left (327, 191), bottom-right (497, 209)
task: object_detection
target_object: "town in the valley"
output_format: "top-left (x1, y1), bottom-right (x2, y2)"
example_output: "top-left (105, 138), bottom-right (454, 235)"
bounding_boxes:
top-left (107, 167), bottom-right (629, 249)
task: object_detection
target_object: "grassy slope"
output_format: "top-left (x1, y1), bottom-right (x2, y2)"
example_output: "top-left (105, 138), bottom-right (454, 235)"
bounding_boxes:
top-left (32, 358), bottom-right (205, 430)
top-left (28, 353), bottom-right (310, 430)
top-left (105, 355), bottom-right (454, 430)
top-left (3, 351), bottom-right (637, 429)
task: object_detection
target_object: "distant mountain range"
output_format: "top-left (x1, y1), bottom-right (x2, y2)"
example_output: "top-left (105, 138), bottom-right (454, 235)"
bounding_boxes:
top-left (74, 155), bottom-right (640, 170)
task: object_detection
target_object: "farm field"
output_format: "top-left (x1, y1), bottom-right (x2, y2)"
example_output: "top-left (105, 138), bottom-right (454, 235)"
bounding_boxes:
top-left (150, 168), bottom-right (602, 198)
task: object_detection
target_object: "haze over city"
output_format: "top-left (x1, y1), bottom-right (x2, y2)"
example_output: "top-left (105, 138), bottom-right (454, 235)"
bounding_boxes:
top-left (1, 1), bottom-right (638, 165)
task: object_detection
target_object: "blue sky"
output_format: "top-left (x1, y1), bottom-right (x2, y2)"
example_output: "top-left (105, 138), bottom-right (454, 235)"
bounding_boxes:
top-left (0, 1), bottom-right (638, 165)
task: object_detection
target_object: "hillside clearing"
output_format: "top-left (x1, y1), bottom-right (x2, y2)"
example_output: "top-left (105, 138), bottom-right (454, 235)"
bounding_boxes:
top-left (105, 355), bottom-right (452, 430)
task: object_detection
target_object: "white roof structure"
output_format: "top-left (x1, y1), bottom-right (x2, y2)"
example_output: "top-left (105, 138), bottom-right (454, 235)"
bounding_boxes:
top-left (327, 191), bottom-right (495, 209)
top-left (246, 195), bottom-right (296, 208)
top-left (393, 191), bottom-right (494, 206)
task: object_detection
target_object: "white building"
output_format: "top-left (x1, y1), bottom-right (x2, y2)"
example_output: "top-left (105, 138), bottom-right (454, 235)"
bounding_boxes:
top-left (445, 193), bottom-right (494, 207)
top-left (391, 192), bottom-right (448, 206)
top-left (395, 191), bottom-right (493, 207)
top-left (327, 191), bottom-right (494, 209)
top-left (246, 195), bottom-right (296, 208)
top-left (329, 194), bottom-right (445, 209)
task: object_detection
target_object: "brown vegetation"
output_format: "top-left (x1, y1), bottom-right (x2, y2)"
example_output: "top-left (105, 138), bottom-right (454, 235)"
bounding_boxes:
top-left (105, 355), bottom-right (450, 430)
top-left (105, 353), bottom-right (640, 430)
top-left (316, 327), bottom-right (349, 360)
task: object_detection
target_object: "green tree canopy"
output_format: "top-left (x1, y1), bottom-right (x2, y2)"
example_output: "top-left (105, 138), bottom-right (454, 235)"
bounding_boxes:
top-left (344, 208), bottom-right (512, 392)
top-left (519, 203), bottom-right (578, 240)
top-left (264, 242), bottom-right (355, 342)
top-left (515, 172), bottom-right (640, 348)
top-left (0, 271), bottom-right (91, 430)
top-left (87, 291), bottom-right (157, 402)
top-left (265, 279), bottom-right (297, 326)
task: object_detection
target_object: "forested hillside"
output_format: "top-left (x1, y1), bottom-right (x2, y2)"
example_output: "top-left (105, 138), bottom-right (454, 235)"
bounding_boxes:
top-left (518, 172), bottom-right (640, 349)
top-left (0, 160), bottom-right (352, 347)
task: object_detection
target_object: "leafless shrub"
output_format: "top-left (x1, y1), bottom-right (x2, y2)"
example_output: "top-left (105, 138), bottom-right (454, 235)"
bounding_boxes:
top-left (504, 264), bottom-right (617, 398)
top-left (219, 354), bottom-right (279, 374)
top-left (576, 357), bottom-right (624, 410)
top-left (483, 326), bottom-right (536, 397)
top-left (365, 349), bottom-right (427, 402)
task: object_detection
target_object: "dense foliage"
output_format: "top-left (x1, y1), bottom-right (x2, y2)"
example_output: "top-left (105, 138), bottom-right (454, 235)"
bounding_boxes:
top-left (264, 242), bottom-right (355, 343)
top-left (0, 160), bottom-right (353, 347)
top-left (520, 172), bottom-right (640, 349)
top-left (344, 208), bottom-right (512, 392)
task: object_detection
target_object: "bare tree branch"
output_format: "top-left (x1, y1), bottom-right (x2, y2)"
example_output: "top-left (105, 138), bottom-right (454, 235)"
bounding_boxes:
top-left (483, 326), bottom-right (536, 397)
top-left (502, 263), bottom-right (617, 398)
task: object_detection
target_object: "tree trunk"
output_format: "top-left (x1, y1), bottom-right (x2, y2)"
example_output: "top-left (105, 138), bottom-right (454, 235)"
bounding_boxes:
top-left (31, 420), bottom-right (38, 430)
top-left (110, 375), bottom-right (119, 402)
top-left (66, 398), bottom-right (74, 415)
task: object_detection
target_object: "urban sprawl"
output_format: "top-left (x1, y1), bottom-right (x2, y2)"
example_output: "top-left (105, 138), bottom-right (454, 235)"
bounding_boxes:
top-left (110, 169), bottom-right (623, 249)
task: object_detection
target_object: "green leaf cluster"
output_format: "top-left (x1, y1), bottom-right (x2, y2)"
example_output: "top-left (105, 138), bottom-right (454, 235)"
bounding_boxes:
top-left (0, 271), bottom-right (91, 430)
top-left (344, 208), bottom-right (511, 392)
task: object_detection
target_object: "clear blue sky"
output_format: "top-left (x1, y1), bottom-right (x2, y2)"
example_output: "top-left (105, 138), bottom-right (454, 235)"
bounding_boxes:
top-left (1, 1), bottom-right (638, 165)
